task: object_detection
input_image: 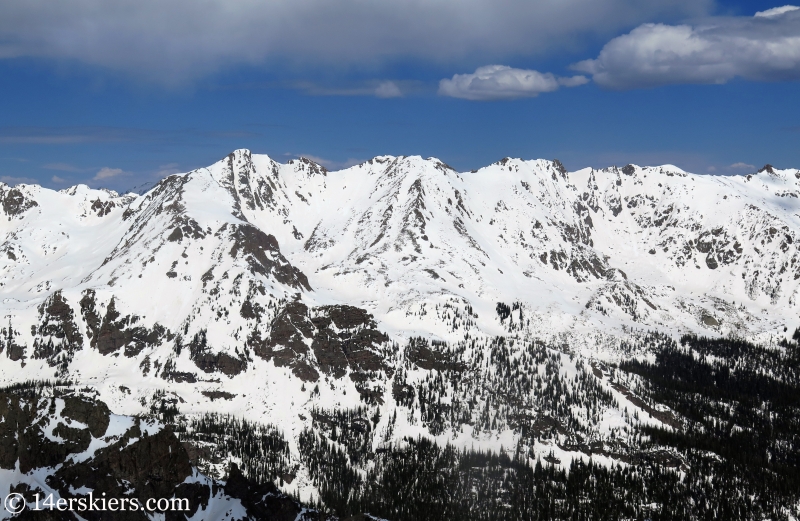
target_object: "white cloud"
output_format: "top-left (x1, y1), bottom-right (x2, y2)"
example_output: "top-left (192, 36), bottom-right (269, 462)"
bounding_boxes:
top-left (558, 75), bottom-right (592, 88)
top-left (755, 5), bottom-right (800, 17)
top-left (374, 81), bottom-right (403, 99)
top-left (51, 175), bottom-right (66, 183)
top-left (0, 175), bottom-right (36, 185)
top-left (293, 80), bottom-right (413, 98)
top-left (94, 167), bottom-right (124, 180)
top-left (573, 6), bottom-right (800, 89)
top-left (0, 0), bottom-right (710, 84)
top-left (438, 65), bottom-right (588, 101)
top-left (729, 162), bottom-right (756, 169)
top-left (155, 163), bottom-right (181, 177)
top-left (0, 126), bottom-right (151, 144)
top-left (43, 162), bottom-right (83, 172)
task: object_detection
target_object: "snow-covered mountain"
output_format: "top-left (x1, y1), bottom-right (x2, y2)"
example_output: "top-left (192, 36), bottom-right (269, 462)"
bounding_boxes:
top-left (1, 149), bottom-right (799, 506)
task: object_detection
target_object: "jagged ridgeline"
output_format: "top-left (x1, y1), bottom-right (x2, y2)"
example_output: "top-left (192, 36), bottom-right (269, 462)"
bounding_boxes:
top-left (1, 151), bottom-right (800, 519)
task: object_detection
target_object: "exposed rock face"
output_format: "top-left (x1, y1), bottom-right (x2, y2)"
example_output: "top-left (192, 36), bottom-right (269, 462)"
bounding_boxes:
top-left (311, 305), bottom-right (389, 377)
top-left (406, 337), bottom-right (465, 372)
top-left (0, 385), bottom-right (322, 521)
top-left (251, 302), bottom-right (390, 383)
top-left (52, 427), bottom-right (194, 511)
top-left (252, 300), bottom-right (319, 381)
top-left (1, 186), bottom-right (38, 217)
top-left (166, 215), bottom-right (206, 242)
top-left (188, 329), bottom-right (248, 376)
top-left (61, 394), bottom-right (112, 438)
top-left (224, 463), bottom-right (329, 521)
top-left (2, 323), bottom-right (27, 362)
top-left (90, 199), bottom-right (116, 217)
top-left (229, 224), bottom-right (311, 291)
top-left (32, 291), bottom-right (84, 371)
top-left (586, 280), bottom-right (658, 322)
top-left (81, 292), bottom-right (171, 357)
top-left (0, 389), bottom-right (115, 475)
top-left (0, 388), bottom-right (66, 472)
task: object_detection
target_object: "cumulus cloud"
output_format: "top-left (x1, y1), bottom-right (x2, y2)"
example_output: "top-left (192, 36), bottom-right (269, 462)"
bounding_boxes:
top-left (438, 65), bottom-right (588, 100)
top-left (0, 0), bottom-right (709, 84)
top-left (573, 6), bottom-right (800, 89)
top-left (94, 167), bottom-right (124, 180)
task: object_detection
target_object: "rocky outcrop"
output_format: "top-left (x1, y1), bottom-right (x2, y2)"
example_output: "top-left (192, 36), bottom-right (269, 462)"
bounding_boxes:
top-left (228, 224), bottom-right (312, 291)
top-left (90, 198), bottom-right (116, 217)
top-left (32, 291), bottom-right (84, 372)
top-left (1, 323), bottom-right (26, 362)
top-left (81, 292), bottom-right (171, 357)
top-left (406, 337), bottom-right (465, 372)
top-left (1, 186), bottom-right (38, 217)
top-left (0, 384), bottom-right (326, 521)
top-left (165, 215), bottom-right (206, 242)
top-left (224, 463), bottom-right (329, 521)
top-left (188, 329), bottom-right (248, 376)
top-left (311, 305), bottom-right (389, 377)
top-left (51, 426), bottom-right (194, 513)
top-left (251, 302), bottom-right (390, 383)
top-left (251, 300), bottom-right (319, 381)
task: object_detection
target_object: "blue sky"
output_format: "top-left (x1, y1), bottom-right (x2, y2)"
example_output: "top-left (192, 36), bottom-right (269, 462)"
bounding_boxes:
top-left (0, 0), bottom-right (798, 191)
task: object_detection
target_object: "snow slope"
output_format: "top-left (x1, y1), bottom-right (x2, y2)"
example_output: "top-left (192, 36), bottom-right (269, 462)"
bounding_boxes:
top-left (0, 149), bottom-right (798, 499)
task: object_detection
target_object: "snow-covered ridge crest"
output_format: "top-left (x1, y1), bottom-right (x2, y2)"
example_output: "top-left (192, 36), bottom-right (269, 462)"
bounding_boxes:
top-left (1, 151), bottom-right (800, 338)
top-left (0, 149), bottom-right (798, 410)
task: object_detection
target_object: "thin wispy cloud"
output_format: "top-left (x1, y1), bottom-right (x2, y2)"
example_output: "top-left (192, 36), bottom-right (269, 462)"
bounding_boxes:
top-left (155, 163), bottom-right (182, 177)
top-left (0, 175), bottom-right (37, 185)
top-left (439, 66), bottom-right (588, 101)
top-left (293, 80), bottom-right (411, 98)
top-left (94, 167), bottom-right (125, 181)
top-left (374, 81), bottom-right (403, 99)
top-left (0, 126), bottom-right (269, 148)
top-left (0, 126), bottom-right (153, 144)
top-left (43, 162), bottom-right (85, 172)
top-left (730, 162), bottom-right (756, 169)
top-left (282, 153), bottom-right (364, 171)
top-left (573, 6), bottom-right (800, 89)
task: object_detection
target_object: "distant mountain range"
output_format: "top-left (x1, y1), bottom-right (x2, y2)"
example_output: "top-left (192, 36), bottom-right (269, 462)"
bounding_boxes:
top-left (0, 150), bottom-right (799, 519)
